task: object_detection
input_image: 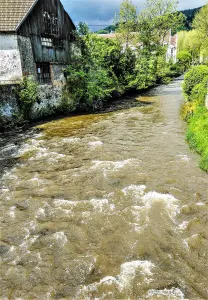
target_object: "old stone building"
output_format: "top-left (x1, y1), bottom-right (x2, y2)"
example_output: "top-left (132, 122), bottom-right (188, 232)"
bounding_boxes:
top-left (0, 0), bottom-right (76, 85)
top-left (0, 0), bottom-right (76, 122)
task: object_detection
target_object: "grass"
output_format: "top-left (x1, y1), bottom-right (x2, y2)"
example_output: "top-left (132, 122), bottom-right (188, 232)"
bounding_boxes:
top-left (186, 106), bottom-right (208, 172)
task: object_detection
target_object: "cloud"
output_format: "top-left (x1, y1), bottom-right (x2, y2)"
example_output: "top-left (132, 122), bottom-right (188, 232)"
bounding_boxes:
top-left (62, 0), bottom-right (207, 29)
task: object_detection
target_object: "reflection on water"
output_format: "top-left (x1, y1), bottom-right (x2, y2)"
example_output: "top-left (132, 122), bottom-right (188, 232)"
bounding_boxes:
top-left (0, 79), bottom-right (208, 299)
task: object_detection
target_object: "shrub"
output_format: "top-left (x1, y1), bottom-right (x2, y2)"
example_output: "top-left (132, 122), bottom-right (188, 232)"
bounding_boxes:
top-left (190, 76), bottom-right (208, 104)
top-left (169, 63), bottom-right (183, 77)
top-left (177, 50), bottom-right (192, 72)
top-left (186, 106), bottom-right (208, 172)
top-left (15, 76), bottom-right (38, 119)
top-left (183, 65), bottom-right (208, 98)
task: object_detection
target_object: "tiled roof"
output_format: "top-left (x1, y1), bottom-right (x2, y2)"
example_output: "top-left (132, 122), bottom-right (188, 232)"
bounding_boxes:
top-left (0, 0), bottom-right (37, 32)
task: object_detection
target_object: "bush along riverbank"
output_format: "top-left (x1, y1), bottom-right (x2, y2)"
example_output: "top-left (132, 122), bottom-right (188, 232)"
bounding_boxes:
top-left (181, 65), bottom-right (208, 172)
top-left (0, 0), bottom-right (186, 130)
top-left (0, 33), bottom-right (183, 131)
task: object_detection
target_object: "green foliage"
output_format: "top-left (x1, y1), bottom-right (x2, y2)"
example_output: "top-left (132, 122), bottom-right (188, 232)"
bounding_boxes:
top-left (169, 62), bottom-right (183, 77)
top-left (15, 76), bottom-right (38, 119)
top-left (193, 5), bottom-right (208, 41)
top-left (192, 5), bottom-right (208, 62)
top-left (183, 65), bottom-right (208, 98)
top-left (177, 50), bottom-right (192, 71)
top-left (156, 55), bottom-right (172, 83)
top-left (126, 51), bottom-right (157, 90)
top-left (63, 0), bottom-right (185, 114)
top-left (137, 0), bottom-right (185, 49)
top-left (64, 30), bottom-right (115, 112)
top-left (190, 76), bottom-right (208, 104)
top-left (115, 0), bottom-right (138, 48)
top-left (186, 106), bottom-right (208, 172)
top-left (181, 7), bottom-right (202, 30)
top-left (182, 63), bottom-right (208, 173)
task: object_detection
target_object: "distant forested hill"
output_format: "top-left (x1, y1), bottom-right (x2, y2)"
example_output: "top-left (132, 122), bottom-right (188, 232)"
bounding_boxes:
top-left (180, 7), bottom-right (202, 30)
top-left (97, 6), bottom-right (202, 34)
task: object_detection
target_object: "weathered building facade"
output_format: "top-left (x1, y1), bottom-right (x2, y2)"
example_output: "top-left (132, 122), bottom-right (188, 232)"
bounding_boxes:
top-left (0, 0), bottom-right (76, 85)
top-left (0, 0), bottom-right (76, 123)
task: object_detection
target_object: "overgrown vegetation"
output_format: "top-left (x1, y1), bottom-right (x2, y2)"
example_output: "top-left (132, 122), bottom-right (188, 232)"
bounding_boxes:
top-left (15, 76), bottom-right (38, 120)
top-left (183, 65), bottom-right (208, 97)
top-left (178, 4), bottom-right (208, 65)
top-left (182, 65), bottom-right (208, 172)
top-left (63, 0), bottom-right (184, 112)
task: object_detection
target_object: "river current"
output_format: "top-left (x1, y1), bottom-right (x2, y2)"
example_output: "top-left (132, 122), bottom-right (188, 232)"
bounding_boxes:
top-left (0, 78), bottom-right (208, 299)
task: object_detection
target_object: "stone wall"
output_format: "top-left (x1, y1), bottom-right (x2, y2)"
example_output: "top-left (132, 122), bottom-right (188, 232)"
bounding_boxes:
top-left (0, 83), bottom-right (64, 125)
top-left (31, 84), bottom-right (63, 120)
top-left (0, 85), bottom-right (19, 122)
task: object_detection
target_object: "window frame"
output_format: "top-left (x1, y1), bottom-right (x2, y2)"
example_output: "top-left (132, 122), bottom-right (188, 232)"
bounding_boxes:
top-left (36, 62), bottom-right (52, 84)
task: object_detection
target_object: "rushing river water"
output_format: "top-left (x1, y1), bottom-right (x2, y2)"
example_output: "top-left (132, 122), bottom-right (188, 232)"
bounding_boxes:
top-left (0, 78), bottom-right (208, 299)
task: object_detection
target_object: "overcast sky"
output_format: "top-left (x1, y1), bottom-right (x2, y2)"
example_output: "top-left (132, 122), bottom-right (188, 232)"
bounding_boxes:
top-left (62, 0), bottom-right (207, 30)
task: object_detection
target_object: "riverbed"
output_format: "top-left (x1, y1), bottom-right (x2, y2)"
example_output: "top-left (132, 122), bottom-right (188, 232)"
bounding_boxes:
top-left (0, 78), bottom-right (207, 299)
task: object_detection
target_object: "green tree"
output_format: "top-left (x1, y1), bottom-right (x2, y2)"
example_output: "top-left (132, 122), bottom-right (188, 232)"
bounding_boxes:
top-left (193, 4), bottom-right (208, 62)
top-left (178, 30), bottom-right (202, 64)
top-left (177, 50), bottom-right (192, 71)
top-left (137, 0), bottom-right (185, 50)
top-left (115, 0), bottom-right (138, 49)
top-left (193, 4), bottom-right (208, 39)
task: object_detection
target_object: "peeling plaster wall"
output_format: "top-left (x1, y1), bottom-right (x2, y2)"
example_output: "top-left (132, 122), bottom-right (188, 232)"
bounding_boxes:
top-left (17, 36), bottom-right (36, 78)
top-left (0, 34), bottom-right (23, 83)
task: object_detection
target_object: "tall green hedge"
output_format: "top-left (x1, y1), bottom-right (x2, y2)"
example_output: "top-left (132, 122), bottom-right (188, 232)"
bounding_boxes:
top-left (182, 65), bottom-right (208, 172)
top-left (183, 65), bottom-right (208, 98)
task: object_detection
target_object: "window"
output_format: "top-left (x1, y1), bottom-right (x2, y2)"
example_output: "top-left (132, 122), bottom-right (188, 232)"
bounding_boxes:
top-left (41, 37), bottom-right (53, 47)
top-left (43, 11), bottom-right (59, 36)
top-left (36, 62), bottom-right (51, 84)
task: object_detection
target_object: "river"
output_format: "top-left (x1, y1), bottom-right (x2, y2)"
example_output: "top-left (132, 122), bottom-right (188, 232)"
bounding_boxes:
top-left (0, 78), bottom-right (208, 299)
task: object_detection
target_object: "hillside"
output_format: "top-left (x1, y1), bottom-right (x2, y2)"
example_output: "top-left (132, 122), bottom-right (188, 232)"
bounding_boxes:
top-left (181, 6), bottom-right (202, 30)
top-left (97, 6), bottom-right (202, 34)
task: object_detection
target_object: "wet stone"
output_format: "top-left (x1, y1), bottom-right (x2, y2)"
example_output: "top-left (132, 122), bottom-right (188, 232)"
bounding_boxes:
top-left (0, 243), bottom-right (10, 255)
top-left (15, 200), bottom-right (29, 211)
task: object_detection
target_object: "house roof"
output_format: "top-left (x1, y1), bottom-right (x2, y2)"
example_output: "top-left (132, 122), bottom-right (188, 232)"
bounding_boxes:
top-left (0, 0), bottom-right (37, 32)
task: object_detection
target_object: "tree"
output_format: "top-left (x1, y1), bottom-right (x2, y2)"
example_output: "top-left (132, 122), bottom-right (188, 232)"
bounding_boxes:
top-left (137, 0), bottom-right (185, 50)
top-left (193, 4), bottom-right (208, 39)
top-left (193, 4), bottom-right (208, 61)
top-left (177, 50), bottom-right (192, 72)
top-left (115, 0), bottom-right (138, 49)
top-left (178, 30), bottom-right (202, 64)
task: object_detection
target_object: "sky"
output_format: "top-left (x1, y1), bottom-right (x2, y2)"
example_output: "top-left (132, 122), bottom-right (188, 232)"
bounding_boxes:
top-left (62, 0), bottom-right (207, 31)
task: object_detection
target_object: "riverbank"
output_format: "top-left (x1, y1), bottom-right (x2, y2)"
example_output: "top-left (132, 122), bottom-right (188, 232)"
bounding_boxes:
top-left (1, 78), bottom-right (207, 299)
top-left (181, 65), bottom-right (208, 172)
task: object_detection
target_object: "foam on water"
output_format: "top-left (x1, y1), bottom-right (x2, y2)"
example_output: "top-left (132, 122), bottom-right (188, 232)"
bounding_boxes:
top-left (90, 159), bottom-right (140, 178)
top-left (88, 141), bottom-right (103, 148)
top-left (9, 206), bottom-right (16, 218)
top-left (122, 184), bottom-right (146, 196)
top-left (52, 232), bottom-right (68, 247)
top-left (90, 198), bottom-right (114, 212)
top-left (119, 260), bottom-right (155, 289)
top-left (62, 137), bottom-right (81, 143)
top-left (78, 260), bottom-right (155, 298)
top-left (142, 192), bottom-right (179, 220)
top-left (176, 154), bottom-right (190, 162)
top-left (145, 287), bottom-right (185, 299)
